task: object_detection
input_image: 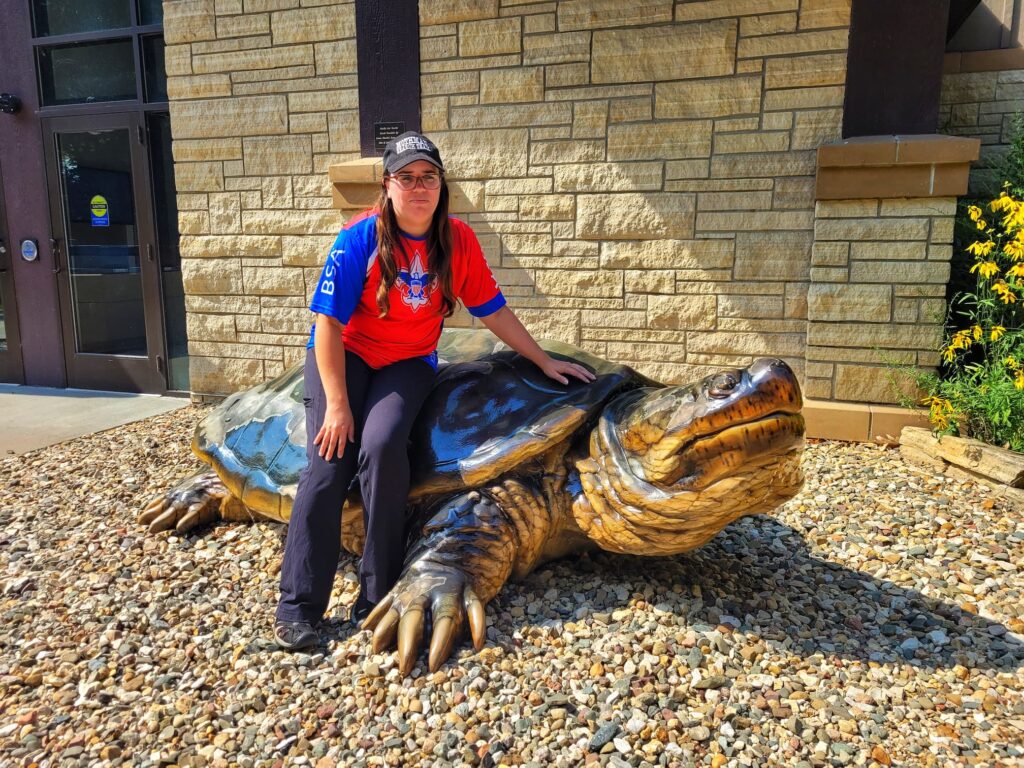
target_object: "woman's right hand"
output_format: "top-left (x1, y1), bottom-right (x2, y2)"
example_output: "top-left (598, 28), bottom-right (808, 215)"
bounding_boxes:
top-left (314, 400), bottom-right (355, 461)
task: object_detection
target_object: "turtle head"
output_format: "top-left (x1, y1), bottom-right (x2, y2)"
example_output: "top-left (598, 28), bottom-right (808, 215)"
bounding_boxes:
top-left (573, 359), bottom-right (805, 556)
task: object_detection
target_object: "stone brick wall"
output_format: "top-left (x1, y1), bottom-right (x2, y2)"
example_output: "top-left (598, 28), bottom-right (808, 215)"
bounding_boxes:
top-left (806, 198), bottom-right (954, 401)
top-left (941, 67), bottom-right (1024, 194)
top-left (166, 0), bottom-right (358, 396)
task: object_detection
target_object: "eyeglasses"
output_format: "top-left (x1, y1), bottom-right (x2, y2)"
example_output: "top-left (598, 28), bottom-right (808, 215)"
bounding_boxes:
top-left (388, 172), bottom-right (443, 191)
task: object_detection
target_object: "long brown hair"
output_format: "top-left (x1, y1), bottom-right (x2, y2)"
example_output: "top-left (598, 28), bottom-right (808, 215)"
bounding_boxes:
top-left (373, 178), bottom-right (456, 318)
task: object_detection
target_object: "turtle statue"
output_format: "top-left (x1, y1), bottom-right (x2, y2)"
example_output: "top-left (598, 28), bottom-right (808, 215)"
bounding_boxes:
top-left (141, 328), bottom-right (805, 674)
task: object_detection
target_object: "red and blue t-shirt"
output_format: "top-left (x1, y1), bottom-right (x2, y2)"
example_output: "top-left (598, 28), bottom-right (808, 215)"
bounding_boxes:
top-left (308, 212), bottom-right (505, 369)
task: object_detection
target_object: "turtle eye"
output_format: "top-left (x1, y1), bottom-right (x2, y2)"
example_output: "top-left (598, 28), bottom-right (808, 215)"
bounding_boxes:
top-left (708, 372), bottom-right (739, 399)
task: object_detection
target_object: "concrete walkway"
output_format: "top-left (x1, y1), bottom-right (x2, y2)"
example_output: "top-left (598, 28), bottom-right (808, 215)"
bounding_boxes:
top-left (0, 385), bottom-right (190, 455)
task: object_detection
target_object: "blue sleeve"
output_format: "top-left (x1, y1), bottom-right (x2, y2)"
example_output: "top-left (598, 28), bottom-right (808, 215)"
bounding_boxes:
top-left (308, 219), bottom-right (374, 324)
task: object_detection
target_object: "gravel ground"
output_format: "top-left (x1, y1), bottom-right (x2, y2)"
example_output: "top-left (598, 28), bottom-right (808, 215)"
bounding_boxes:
top-left (0, 404), bottom-right (1022, 768)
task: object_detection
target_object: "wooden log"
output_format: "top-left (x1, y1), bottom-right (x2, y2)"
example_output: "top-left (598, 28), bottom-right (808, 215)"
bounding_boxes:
top-left (899, 426), bottom-right (1024, 487)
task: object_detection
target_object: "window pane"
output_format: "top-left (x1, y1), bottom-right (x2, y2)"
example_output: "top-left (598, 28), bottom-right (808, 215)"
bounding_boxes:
top-left (138, 0), bottom-right (163, 26)
top-left (32, 0), bottom-right (131, 37)
top-left (57, 129), bottom-right (147, 356)
top-left (148, 113), bottom-right (189, 390)
top-left (142, 35), bottom-right (167, 103)
top-left (39, 40), bottom-right (137, 106)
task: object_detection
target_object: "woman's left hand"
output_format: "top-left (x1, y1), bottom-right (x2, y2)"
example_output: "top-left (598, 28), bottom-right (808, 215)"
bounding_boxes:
top-left (540, 357), bottom-right (597, 385)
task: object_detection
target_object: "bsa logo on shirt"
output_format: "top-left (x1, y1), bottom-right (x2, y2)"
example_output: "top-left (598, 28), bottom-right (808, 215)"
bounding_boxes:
top-left (397, 252), bottom-right (438, 312)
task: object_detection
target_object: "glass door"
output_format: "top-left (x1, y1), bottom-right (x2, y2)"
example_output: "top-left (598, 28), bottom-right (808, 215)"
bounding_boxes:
top-left (43, 112), bottom-right (167, 392)
top-left (0, 169), bottom-right (25, 384)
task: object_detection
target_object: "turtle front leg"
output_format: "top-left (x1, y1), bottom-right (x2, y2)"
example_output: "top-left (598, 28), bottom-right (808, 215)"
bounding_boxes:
top-left (139, 469), bottom-right (255, 534)
top-left (363, 486), bottom-right (544, 675)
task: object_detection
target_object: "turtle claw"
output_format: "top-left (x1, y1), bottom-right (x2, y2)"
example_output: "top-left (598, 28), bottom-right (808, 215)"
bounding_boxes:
top-left (138, 469), bottom-right (246, 534)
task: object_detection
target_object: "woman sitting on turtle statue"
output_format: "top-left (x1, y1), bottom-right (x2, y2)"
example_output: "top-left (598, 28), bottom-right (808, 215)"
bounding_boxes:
top-left (274, 131), bottom-right (595, 651)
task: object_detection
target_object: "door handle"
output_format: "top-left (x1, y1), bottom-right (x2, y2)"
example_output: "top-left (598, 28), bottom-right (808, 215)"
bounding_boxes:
top-left (50, 238), bottom-right (62, 274)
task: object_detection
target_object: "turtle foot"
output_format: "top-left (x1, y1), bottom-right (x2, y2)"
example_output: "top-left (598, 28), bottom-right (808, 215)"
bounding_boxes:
top-left (139, 469), bottom-right (251, 534)
top-left (361, 564), bottom-right (486, 676)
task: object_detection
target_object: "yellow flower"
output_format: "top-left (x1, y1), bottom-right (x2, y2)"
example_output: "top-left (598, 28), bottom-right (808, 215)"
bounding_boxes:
top-left (969, 205), bottom-right (983, 221)
top-left (990, 193), bottom-right (1013, 212)
top-left (1005, 239), bottom-right (1024, 261)
top-left (1007, 263), bottom-right (1024, 279)
top-left (993, 282), bottom-right (1018, 303)
top-left (943, 346), bottom-right (957, 363)
top-left (1006, 355), bottom-right (1020, 369)
top-left (967, 240), bottom-right (996, 257)
top-left (970, 260), bottom-right (1000, 279)
top-left (990, 325), bottom-right (1006, 341)
top-left (976, 218), bottom-right (989, 230)
top-left (1016, 371), bottom-right (1024, 390)
top-left (971, 325), bottom-right (983, 340)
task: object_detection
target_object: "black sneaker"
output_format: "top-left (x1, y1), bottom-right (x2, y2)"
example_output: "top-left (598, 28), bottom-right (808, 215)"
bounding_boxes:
top-left (351, 594), bottom-right (377, 627)
top-left (274, 620), bottom-right (319, 651)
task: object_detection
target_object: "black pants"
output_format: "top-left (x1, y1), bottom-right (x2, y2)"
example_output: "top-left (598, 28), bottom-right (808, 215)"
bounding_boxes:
top-left (276, 348), bottom-right (435, 623)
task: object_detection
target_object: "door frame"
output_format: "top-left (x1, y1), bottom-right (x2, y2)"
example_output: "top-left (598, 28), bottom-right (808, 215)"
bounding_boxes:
top-left (0, 163), bottom-right (26, 384)
top-left (42, 111), bottom-right (168, 393)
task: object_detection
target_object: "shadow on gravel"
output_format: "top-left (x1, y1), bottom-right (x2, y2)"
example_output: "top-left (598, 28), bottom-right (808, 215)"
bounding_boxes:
top-left (552, 516), bottom-right (1022, 674)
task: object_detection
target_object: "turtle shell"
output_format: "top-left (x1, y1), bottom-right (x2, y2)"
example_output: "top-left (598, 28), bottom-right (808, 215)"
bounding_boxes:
top-left (193, 328), bottom-right (646, 521)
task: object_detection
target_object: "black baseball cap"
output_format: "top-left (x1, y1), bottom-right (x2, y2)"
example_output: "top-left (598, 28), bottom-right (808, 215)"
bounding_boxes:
top-left (382, 131), bottom-right (444, 175)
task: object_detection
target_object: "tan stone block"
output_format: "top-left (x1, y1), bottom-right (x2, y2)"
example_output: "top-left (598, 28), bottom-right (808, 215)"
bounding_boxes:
top-left (799, 0), bottom-right (851, 30)
top-left (531, 126), bottom-right (570, 141)
top-left (696, 191), bottom-right (773, 211)
top-left (772, 177), bottom-right (815, 209)
top-left (577, 193), bottom-right (696, 240)
top-left (552, 240), bottom-right (599, 258)
top-left (609, 97), bottom-right (652, 123)
top-left (328, 111), bottom-right (360, 154)
top-left (223, 159), bottom-right (243, 177)
top-left (427, 129), bottom-right (526, 178)
top-left (421, 34), bottom-right (456, 60)
top-left (715, 117), bottom-right (760, 132)
top-left (764, 85), bottom-right (844, 111)
top-left (607, 120), bottom-right (712, 160)
top-left (178, 194), bottom-right (209, 211)
top-left (940, 72), bottom-right (997, 105)
top-left (193, 45), bottom-right (313, 75)
top-left (625, 270), bottom-right (675, 294)
top-left (423, 71), bottom-right (479, 96)
top-left (459, 17), bottom-right (520, 57)
top-left (241, 209), bottom-right (339, 235)
top-left (186, 292), bottom-right (259, 314)
top-left (553, 162), bottom-right (662, 193)
top-left (834, 364), bottom-right (913, 404)
top-left (646, 294), bottom-right (716, 330)
top-left (421, 0), bottom-right (498, 25)
top-left (740, 12), bottom-right (797, 36)
top-left (850, 261), bottom-right (949, 284)
top-left (849, 242), bottom-right (928, 261)
top-left (601, 239), bottom-right (734, 269)
top-left (930, 218), bottom-right (954, 244)
top-left (807, 322), bottom-right (942, 350)
top-left (515, 309), bottom-right (582, 344)
top-left (530, 140), bottom-right (604, 165)
top-left (189, 356), bottom-right (264, 395)
top-left (765, 53), bottom-right (845, 90)
top-left (573, 101), bottom-right (608, 139)
top-left (242, 136), bottom-right (312, 175)
top-left (208, 192), bottom-right (241, 234)
top-left (216, 13), bottom-right (269, 38)
top-left (166, 74), bottom-right (231, 100)
top-left (712, 148), bottom-right (815, 177)
top-left (892, 298), bottom-right (917, 323)
top-left (783, 106), bottom-right (839, 150)
top-left (165, 0), bottom-right (216, 44)
top-left (450, 102), bottom-right (571, 130)
top-left (713, 130), bottom-right (789, 155)
top-left (737, 29), bottom-right (849, 59)
top-left (581, 309), bottom-right (648, 328)
top-left (178, 210), bottom-right (210, 235)
top-left (558, 0), bottom-right (672, 30)
top-left (524, 13), bottom-right (555, 34)
top-left (501, 233), bottom-right (552, 256)
top-left (479, 67), bottom-right (543, 103)
top-left (675, 0), bottom-right (798, 22)
top-left (288, 89), bottom-right (357, 113)
top-left (175, 161), bottom-right (225, 192)
top-left (814, 200), bottom-right (878, 218)
top-left (519, 195), bottom-right (575, 221)
top-left (878, 198), bottom-right (957, 217)
top-left (172, 138), bottom-right (243, 162)
top-left (524, 32), bottom-right (590, 65)
top-left (664, 160), bottom-right (710, 180)
top-left (260, 306), bottom-right (310, 334)
top-left (545, 62), bottom-right (589, 88)
top-left (183, 258), bottom-right (242, 294)
top-left (282, 235), bottom-right (335, 267)
top-left (928, 244), bottom-right (954, 262)
top-left (535, 269), bottom-right (621, 297)
top-left (734, 232), bottom-right (812, 280)
top-left (697, 210), bottom-right (814, 232)
top-left (594, 21), bottom-right (737, 84)
top-left (187, 312), bottom-right (236, 343)
top-left (289, 113), bottom-right (327, 135)
top-left (271, 5), bottom-right (354, 45)
top-left (165, 44), bottom-right (192, 76)
top-left (688, 331), bottom-right (805, 358)
top-left (718, 294), bottom-right (784, 319)
top-left (807, 284), bottom-right (892, 322)
top-left (180, 235), bottom-right (282, 259)
top-left (170, 95), bottom-right (288, 138)
top-left (242, 266), bottom-right (305, 295)
top-left (762, 111), bottom-right (793, 131)
top-left (814, 217), bottom-right (929, 242)
top-left (607, 342), bottom-right (688, 364)
top-left (656, 75), bottom-right (760, 119)
top-left (262, 177), bottom-right (294, 209)
top-left (811, 241), bottom-right (849, 266)
top-left (314, 39), bottom-right (357, 75)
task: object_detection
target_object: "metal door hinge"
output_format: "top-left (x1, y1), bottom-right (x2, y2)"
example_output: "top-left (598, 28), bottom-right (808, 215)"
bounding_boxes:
top-left (157, 355), bottom-right (165, 374)
top-left (146, 243), bottom-right (154, 262)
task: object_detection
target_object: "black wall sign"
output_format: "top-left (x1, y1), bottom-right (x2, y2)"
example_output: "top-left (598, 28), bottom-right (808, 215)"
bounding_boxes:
top-left (374, 122), bottom-right (405, 151)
